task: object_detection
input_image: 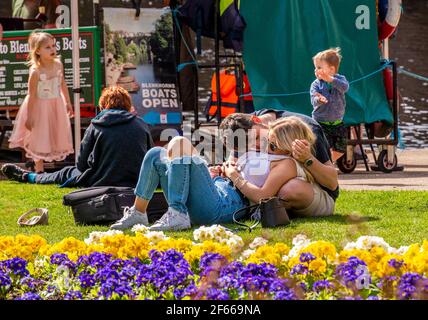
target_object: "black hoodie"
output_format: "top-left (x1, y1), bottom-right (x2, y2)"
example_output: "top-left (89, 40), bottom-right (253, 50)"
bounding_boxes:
top-left (72, 109), bottom-right (154, 187)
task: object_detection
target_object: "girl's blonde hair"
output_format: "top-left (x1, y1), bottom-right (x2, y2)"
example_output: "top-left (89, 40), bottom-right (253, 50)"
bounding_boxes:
top-left (269, 116), bottom-right (317, 183)
top-left (27, 31), bottom-right (57, 67)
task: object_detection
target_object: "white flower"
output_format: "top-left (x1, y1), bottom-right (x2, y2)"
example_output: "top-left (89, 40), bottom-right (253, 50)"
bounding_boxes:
top-left (343, 236), bottom-right (392, 252)
top-left (240, 249), bottom-right (256, 260)
top-left (343, 242), bottom-right (357, 251)
top-left (292, 234), bottom-right (310, 247)
top-left (396, 246), bottom-right (410, 255)
top-left (287, 234), bottom-right (312, 258)
top-left (34, 257), bottom-right (47, 269)
top-left (249, 237), bottom-right (268, 249)
top-left (193, 225), bottom-right (243, 246)
top-left (39, 73), bottom-right (47, 81)
top-left (281, 255), bottom-right (290, 263)
top-left (226, 237), bottom-right (245, 252)
top-left (84, 230), bottom-right (123, 245)
top-left (389, 246), bottom-right (410, 255)
top-left (193, 225), bottom-right (209, 241)
top-left (132, 224), bottom-right (150, 234)
top-left (144, 231), bottom-right (169, 244)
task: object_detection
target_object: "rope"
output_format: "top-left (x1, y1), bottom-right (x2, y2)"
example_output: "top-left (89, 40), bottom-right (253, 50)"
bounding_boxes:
top-left (397, 68), bottom-right (428, 82)
top-left (348, 62), bottom-right (389, 84)
top-left (242, 61), bottom-right (391, 98)
top-left (171, 8), bottom-right (199, 72)
top-left (241, 90), bottom-right (308, 98)
top-left (177, 61), bottom-right (198, 73)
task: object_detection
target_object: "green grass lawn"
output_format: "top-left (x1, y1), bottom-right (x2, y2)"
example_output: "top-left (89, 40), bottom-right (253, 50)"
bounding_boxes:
top-left (1, 180), bottom-right (427, 248)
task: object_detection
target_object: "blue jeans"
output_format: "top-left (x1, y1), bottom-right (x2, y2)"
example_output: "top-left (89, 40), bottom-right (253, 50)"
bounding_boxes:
top-left (135, 147), bottom-right (247, 225)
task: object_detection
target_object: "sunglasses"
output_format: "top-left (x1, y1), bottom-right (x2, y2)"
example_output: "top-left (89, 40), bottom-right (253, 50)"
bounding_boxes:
top-left (268, 139), bottom-right (292, 156)
top-left (268, 140), bottom-right (279, 152)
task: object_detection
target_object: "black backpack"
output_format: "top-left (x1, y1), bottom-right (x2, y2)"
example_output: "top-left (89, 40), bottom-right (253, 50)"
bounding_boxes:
top-left (63, 187), bottom-right (167, 225)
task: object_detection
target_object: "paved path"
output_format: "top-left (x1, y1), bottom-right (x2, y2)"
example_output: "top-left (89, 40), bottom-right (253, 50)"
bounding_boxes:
top-left (338, 149), bottom-right (428, 191)
top-left (1, 148), bottom-right (427, 191)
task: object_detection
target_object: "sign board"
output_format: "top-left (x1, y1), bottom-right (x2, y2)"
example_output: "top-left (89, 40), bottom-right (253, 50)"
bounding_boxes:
top-left (0, 27), bottom-right (102, 117)
top-left (103, 7), bottom-right (181, 139)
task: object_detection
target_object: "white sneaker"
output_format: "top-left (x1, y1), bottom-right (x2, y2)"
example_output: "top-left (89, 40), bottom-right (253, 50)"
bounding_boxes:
top-left (149, 207), bottom-right (191, 231)
top-left (110, 206), bottom-right (149, 230)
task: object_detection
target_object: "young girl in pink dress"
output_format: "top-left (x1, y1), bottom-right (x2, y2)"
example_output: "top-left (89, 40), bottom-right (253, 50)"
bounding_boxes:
top-left (9, 31), bottom-right (74, 173)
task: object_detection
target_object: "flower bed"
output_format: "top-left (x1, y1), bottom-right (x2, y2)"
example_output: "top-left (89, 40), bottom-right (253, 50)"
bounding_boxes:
top-left (1, 225), bottom-right (428, 300)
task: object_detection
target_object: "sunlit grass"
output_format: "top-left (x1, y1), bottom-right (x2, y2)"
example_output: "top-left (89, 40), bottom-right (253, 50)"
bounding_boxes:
top-left (1, 181), bottom-right (427, 248)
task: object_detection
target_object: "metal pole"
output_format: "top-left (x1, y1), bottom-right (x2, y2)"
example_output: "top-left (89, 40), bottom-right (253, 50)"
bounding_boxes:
top-left (391, 61), bottom-right (398, 145)
top-left (71, 0), bottom-right (81, 161)
top-left (93, 0), bottom-right (100, 26)
top-left (194, 65), bottom-right (200, 129)
top-left (214, 0), bottom-right (221, 126)
top-left (383, 38), bottom-right (389, 60)
top-left (237, 61), bottom-right (244, 112)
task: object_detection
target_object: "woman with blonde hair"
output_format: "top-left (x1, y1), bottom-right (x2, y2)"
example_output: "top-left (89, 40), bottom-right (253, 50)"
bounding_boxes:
top-left (230, 116), bottom-right (318, 203)
top-left (223, 109), bottom-right (338, 218)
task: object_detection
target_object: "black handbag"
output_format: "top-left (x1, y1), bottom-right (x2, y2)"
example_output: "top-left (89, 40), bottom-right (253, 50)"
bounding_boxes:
top-left (63, 187), bottom-right (136, 225)
top-left (233, 197), bottom-right (291, 231)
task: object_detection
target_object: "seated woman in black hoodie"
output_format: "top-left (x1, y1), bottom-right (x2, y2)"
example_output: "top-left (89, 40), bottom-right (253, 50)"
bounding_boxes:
top-left (1, 86), bottom-right (154, 187)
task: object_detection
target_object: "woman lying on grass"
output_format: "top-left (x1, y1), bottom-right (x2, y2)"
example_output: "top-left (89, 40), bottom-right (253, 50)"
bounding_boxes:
top-left (225, 112), bottom-right (338, 218)
top-left (110, 116), bottom-right (318, 231)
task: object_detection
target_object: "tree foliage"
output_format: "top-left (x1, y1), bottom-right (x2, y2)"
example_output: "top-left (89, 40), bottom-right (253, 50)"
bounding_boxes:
top-left (149, 12), bottom-right (174, 65)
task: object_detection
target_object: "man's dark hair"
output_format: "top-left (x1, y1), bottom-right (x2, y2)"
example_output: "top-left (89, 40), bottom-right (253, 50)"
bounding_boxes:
top-left (219, 113), bottom-right (255, 132)
top-left (219, 113), bottom-right (265, 152)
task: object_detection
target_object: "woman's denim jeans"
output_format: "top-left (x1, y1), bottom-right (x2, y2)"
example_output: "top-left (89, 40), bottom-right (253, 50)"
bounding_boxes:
top-left (135, 147), bottom-right (247, 225)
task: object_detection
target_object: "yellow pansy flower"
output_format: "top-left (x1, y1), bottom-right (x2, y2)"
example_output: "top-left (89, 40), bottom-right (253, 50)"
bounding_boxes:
top-left (301, 241), bottom-right (337, 262)
top-left (246, 245), bottom-right (283, 266)
top-left (308, 258), bottom-right (327, 275)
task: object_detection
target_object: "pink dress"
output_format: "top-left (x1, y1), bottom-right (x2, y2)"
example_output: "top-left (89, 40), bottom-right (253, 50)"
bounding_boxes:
top-left (9, 67), bottom-right (74, 162)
